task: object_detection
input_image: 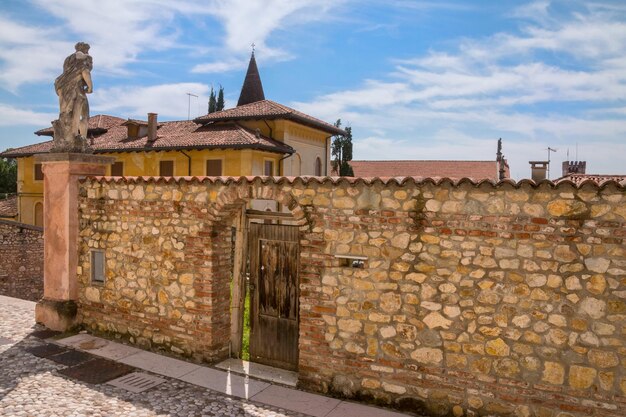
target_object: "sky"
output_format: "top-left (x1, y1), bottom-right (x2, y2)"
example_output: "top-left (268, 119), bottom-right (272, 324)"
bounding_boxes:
top-left (0, 0), bottom-right (625, 180)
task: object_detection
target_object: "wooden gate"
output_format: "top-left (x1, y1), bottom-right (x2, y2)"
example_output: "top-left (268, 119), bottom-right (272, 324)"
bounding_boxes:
top-left (248, 223), bottom-right (299, 371)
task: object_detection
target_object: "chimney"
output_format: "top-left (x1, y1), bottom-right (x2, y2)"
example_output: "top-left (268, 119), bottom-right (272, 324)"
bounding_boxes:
top-left (529, 161), bottom-right (549, 182)
top-left (148, 113), bottom-right (157, 142)
top-left (562, 161), bottom-right (586, 177)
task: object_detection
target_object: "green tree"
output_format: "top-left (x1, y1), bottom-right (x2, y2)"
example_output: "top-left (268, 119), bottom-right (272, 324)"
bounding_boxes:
top-left (0, 151), bottom-right (17, 196)
top-left (216, 85), bottom-right (225, 111)
top-left (331, 119), bottom-right (354, 176)
top-left (208, 87), bottom-right (217, 114)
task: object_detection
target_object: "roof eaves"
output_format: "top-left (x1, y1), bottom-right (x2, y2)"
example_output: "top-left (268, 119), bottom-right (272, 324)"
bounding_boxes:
top-left (93, 142), bottom-right (294, 155)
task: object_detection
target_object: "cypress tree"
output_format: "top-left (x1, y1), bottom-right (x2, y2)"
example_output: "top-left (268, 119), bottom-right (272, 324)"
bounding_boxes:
top-left (208, 87), bottom-right (217, 113)
top-left (216, 85), bottom-right (225, 111)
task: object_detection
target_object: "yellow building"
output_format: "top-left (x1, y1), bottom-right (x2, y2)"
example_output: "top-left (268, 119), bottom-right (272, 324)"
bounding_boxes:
top-left (2, 52), bottom-right (345, 226)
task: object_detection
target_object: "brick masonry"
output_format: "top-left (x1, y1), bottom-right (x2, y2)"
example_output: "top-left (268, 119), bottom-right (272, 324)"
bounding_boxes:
top-left (0, 219), bottom-right (43, 301)
top-left (76, 176), bottom-right (626, 417)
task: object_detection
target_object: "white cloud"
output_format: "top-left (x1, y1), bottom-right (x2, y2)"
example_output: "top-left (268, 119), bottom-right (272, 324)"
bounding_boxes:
top-left (190, 0), bottom-right (344, 73)
top-left (191, 59), bottom-right (247, 74)
top-left (293, 2), bottom-right (626, 179)
top-left (0, 0), bottom-right (346, 89)
top-left (0, 0), bottom-right (212, 90)
top-left (204, 0), bottom-right (338, 55)
top-left (0, 104), bottom-right (56, 127)
top-left (91, 83), bottom-right (211, 120)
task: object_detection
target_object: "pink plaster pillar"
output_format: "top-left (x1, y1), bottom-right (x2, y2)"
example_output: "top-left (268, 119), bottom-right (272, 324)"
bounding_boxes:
top-left (34, 153), bottom-right (114, 331)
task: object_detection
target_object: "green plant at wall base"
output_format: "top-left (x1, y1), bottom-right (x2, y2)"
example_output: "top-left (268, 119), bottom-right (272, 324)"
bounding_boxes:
top-left (230, 278), bottom-right (251, 360)
top-left (242, 288), bottom-right (251, 361)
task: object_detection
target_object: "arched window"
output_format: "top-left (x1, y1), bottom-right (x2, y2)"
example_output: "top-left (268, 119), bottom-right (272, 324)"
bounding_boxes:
top-left (315, 157), bottom-right (322, 176)
top-left (34, 202), bottom-right (43, 227)
top-left (291, 153), bottom-right (302, 176)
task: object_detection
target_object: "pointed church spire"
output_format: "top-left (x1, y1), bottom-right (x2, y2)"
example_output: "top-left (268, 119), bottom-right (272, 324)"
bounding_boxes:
top-left (237, 49), bottom-right (265, 107)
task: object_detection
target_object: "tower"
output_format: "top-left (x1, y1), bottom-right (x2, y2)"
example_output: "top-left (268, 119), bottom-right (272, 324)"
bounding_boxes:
top-left (237, 50), bottom-right (266, 107)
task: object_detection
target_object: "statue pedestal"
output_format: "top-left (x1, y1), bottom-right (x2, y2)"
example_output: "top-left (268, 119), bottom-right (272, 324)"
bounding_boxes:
top-left (34, 153), bottom-right (114, 331)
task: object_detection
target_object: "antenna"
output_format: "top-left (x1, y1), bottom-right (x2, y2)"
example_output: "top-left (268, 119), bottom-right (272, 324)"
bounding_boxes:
top-left (546, 147), bottom-right (557, 179)
top-left (186, 92), bottom-right (198, 120)
top-left (576, 142), bottom-right (578, 161)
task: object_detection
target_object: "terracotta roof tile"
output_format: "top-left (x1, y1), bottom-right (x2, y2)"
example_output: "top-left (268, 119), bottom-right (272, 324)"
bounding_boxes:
top-left (2, 116), bottom-right (294, 157)
top-left (556, 174), bottom-right (626, 186)
top-left (35, 115), bottom-right (126, 137)
top-left (349, 160), bottom-right (506, 181)
top-left (0, 196), bottom-right (18, 218)
top-left (194, 100), bottom-right (345, 135)
top-left (83, 175), bottom-right (625, 191)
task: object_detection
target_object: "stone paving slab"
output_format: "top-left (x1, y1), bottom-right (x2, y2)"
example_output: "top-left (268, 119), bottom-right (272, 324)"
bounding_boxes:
top-left (217, 358), bottom-right (298, 387)
top-left (57, 333), bottom-right (143, 360)
top-left (57, 357), bottom-right (135, 384)
top-left (48, 349), bottom-right (96, 366)
top-left (119, 350), bottom-right (201, 378)
top-left (250, 385), bottom-right (342, 417)
top-left (25, 343), bottom-right (68, 358)
top-left (179, 366), bottom-right (271, 399)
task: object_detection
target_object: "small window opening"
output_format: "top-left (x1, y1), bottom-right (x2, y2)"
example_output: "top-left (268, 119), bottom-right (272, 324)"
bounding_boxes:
top-left (111, 161), bottom-right (124, 176)
top-left (34, 163), bottom-right (44, 181)
top-left (159, 160), bottom-right (174, 176)
top-left (264, 160), bottom-right (274, 176)
top-left (91, 250), bottom-right (105, 283)
top-left (206, 159), bottom-right (223, 176)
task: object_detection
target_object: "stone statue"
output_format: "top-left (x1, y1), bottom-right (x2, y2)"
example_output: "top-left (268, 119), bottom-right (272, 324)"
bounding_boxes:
top-left (51, 42), bottom-right (93, 152)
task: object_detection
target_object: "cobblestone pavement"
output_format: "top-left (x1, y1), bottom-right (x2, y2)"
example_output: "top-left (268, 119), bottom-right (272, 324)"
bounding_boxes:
top-left (0, 296), bottom-right (310, 417)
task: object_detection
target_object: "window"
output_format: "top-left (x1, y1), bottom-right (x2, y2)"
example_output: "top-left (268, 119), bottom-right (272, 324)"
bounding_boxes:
top-left (315, 157), bottom-right (322, 176)
top-left (264, 160), bottom-right (274, 176)
top-left (159, 160), bottom-right (174, 176)
top-left (34, 202), bottom-right (43, 227)
top-left (91, 250), bottom-right (105, 283)
top-left (34, 163), bottom-right (43, 181)
top-left (206, 159), bottom-right (222, 176)
top-left (111, 161), bottom-right (124, 176)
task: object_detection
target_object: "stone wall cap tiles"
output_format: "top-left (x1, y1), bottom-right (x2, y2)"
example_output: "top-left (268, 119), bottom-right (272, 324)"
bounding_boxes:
top-left (81, 175), bottom-right (626, 191)
top-left (0, 219), bottom-right (44, 232)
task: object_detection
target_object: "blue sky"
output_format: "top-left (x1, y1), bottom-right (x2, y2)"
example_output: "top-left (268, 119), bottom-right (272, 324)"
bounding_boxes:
top-left (0, 0), bottom-right (624, 179)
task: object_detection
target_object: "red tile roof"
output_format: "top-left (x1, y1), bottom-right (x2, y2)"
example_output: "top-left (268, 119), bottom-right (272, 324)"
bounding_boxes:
top-left (35, 115), bottom-right (126, 137)
top-left (349, 160), bottom-right (507, 181)
top-left (2, 116), bottom-right (294, 158)
top-left (556, 174), bottom-right (626, 186)
top-left (194, 100), bottom-right (346, 136)
top-left (0, 196), bottom-right (18, 218)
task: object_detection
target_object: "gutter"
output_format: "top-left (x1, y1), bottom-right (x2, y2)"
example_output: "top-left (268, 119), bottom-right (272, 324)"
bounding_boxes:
top-left (325, 135), bottom-right (332, 176)
top-left (278, 153), bottom-right (293, 176)
top-left (262, 120), bottom-right (273, 139)
top-left (180, 150), bottom-right (192, 176)
top-left (7, 142), bottom-right (295, 159)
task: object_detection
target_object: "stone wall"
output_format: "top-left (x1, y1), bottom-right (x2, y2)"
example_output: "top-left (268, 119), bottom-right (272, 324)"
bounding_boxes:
top-left (77, 176), bottom-right (626, 417)
top-left (0, 219), bottom-right (43, 301)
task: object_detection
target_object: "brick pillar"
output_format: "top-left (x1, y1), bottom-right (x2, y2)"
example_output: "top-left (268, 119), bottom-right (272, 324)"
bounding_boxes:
top-left (34, 153), bottom-right (113, 331)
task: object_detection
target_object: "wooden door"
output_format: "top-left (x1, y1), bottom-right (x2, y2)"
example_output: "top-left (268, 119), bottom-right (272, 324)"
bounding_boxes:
top-left (248, 223), bottom-right (299, 371)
